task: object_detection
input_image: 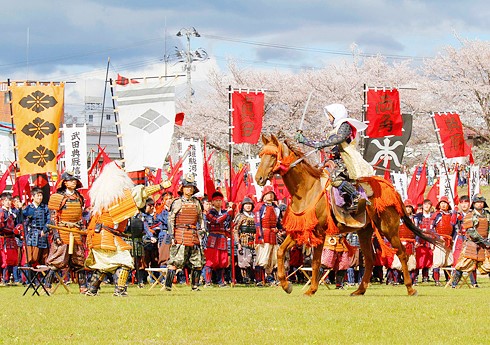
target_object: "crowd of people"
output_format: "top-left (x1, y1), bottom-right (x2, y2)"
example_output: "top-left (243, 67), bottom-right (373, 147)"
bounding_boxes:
top-left (1, 101), bottom-right (489, 296)
top-left (2, 163), bottom-right (489, 297)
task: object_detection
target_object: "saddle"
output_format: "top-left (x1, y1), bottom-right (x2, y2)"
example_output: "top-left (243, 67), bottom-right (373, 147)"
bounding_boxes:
top-left (326, 181), bottom-right (373, 229)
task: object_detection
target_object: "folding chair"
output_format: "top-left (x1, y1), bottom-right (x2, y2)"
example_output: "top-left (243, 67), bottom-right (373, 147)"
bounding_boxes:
top-left (300, 267), bottom-right (331, 290)
top-left (49, 269), bottom-right (71, 294)
top-left (442, 267), bottom-right (471, 289)
top-left (19, 266), bottom-right (51, 296)
top-left (145, 267), bottom-right (167, 290)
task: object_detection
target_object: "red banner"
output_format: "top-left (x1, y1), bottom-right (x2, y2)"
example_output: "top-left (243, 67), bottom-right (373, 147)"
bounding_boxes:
top-left (232, 91), bottom-right (264, 144)
top-left (366, 89), bottom-right (402, 138)
top-left (433, 112), bottom-right (471, 158)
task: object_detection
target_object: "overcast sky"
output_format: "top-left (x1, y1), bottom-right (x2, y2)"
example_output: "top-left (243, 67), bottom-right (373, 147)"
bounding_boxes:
top-left (1, 0), bottom-right (489, 106)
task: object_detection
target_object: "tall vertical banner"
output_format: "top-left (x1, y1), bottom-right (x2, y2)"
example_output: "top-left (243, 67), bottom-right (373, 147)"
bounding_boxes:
top-left (10, 83), bottom-right (64, 175)
top-left (231, 91), bottom-right (264, 144)
top-left (468, 165), bottom-right (480, 202)
top-left (364, 113), bottom-right (412, 174)
top-left (247, 157), bottom-right (264, 201)
top-left (432, 112), bottom-right (471, 158)
top-left (439, 172), bottom-right (457, 208)
top-left (115, 80), bottom-right (175, 172)
top-left (62, 124), bottom-right (88, 188)
top-left (180, 138), bottom-right (204, 196)
top-left (365, 88), bottom-right (402, 138)
top-left (392, 172), bottom-right (408, 201)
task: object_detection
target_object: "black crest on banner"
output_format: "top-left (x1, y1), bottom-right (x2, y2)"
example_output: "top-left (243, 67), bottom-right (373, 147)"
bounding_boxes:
top-left (363, 113), bottom-right (412, 174)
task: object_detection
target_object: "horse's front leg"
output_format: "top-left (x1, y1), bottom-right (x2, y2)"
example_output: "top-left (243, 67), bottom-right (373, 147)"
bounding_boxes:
top-left (351, 227), bottom-right (374, 296)
top-left (304, 242), bottom-right (324, 296)
top-left (277, 235), bottom-right (295, 294)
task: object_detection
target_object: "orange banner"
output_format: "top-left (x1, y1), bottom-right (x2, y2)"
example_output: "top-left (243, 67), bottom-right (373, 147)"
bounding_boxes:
top-left (10, 83), bottom-right (64, 175)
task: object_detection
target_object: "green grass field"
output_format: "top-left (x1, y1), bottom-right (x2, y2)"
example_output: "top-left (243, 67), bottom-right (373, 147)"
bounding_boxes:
top-left (1, 277), bottom-right (488, 345)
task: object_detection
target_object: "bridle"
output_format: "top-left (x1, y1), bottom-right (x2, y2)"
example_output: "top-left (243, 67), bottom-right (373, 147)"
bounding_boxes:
top-left (258, 142), bottom-right (299, 177)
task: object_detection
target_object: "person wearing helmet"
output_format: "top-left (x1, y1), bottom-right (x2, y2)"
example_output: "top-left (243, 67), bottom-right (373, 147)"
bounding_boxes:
top-left (414, 199), bottom-right (435, 284)
top-left (46, 170), bottom-right (87, 293)
top-left (233, 196), bottom-right (256, 284)
top-left (452, 195), bottom-right (479, 287)
top-left (165, 173), bottom-right (206, 291)
top-left (394, 199), bottom-right (417, 284)
top-left (203, 191), bottom-right (233, 288)
top-left (295, 104), bottom-right (373, 212)
top-left (452, 194), bottom-right (490, 287)
top-left (431, 196), bottom-right (455, 286)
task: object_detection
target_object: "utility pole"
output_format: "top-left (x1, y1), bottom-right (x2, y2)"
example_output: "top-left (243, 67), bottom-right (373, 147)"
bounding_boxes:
top-left (176, 27), bottom-right (208, 106)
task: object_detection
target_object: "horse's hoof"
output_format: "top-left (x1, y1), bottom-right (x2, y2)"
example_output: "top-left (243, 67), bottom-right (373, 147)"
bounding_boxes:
top-left (284, 282), bottom-right (293, 294)
top-left (350, 290), bottom-right (365, 296)
top-left (409, 289), bottom-right (418, 297)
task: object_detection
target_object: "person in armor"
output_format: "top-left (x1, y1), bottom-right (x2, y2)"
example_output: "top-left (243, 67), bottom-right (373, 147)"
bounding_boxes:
top-left (451, 194), bottom-right (490, 287)
top-left (414, 199), bottom-right (435, 284)
top-left (23, 188), bottom-right (50, 266)
top-left (203, 191), bottom-right (233, 287)
top-left (84, 162), bottom-right (170, 297)
top-left (451, 195), bottom-right (478, 286)
top-left (46, 171), bottom-right (87, 293)
top-left (431, 196), bottom-right (455, 286)
top-left (399, 199), bottom-right (418, 284)
top-left (0, 193), bottom-right (20, 285)
top-left (156, 192), bottom-right (173, 268)
top-left (233, 197), bottom-right (256, 284)
top-left (165, 174), bottom-right (206, 291)
top-left (296, 103), bottom-right (373, 211)
top-left (254, 186), bottom-right (282, 286)
top-left (141, 198), bottom-right (161, 280)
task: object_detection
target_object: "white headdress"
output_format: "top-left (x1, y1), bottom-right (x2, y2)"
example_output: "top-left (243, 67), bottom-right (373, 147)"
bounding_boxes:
top-left (324, 103), bottom-right (367, 133)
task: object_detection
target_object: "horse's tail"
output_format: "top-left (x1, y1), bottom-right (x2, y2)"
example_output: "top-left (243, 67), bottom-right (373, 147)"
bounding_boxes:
top-left (401, 214), bottom-right (446, 249)
top-left (364, 175), bottom-right (446, 250)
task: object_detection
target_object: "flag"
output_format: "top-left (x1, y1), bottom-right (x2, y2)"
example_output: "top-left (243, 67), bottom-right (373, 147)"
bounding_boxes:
top-left (116, 74), bottom-right (139, 86)
top-left (232, 165), bottom-right (247, 203)
top-left (432, 112), bottom-right (471, 158)
top-left (115, 81), bottom-right (175, 172)
top-left (12, 174), bottom-right (31, 202)
top-left (203, 138), bottom-right (216, 197)
top-left (426, 177), bottom-right (439, 206)
top-left (439, 170), bottom-right (458, 208)
top-left (0, 162), bottom-right (15, 194)
top-left (415, 158), bottom-right (428, 205)
top-left (407, 165), bottom-right (419, 203)
top-left (365, 88), bottom-right (402, 138)
top-left (364, 113), bottom-right (412, 174)
top-left (62, 124), bottom-right (88, 188)
top-left (175, 112), bottom-right (185, 126)
top-left (468, 165), bottom-right (480, 202)
top-left (34, 173), bottom-right (51, 205)
top-left (180, 138), bottom-right (204, 196)
top-left (392, 171), bottom-right (408, 201)
top-left (231, 91), bottom-right (264, 144)
top-left (10, 83), bottom-right (64, 175)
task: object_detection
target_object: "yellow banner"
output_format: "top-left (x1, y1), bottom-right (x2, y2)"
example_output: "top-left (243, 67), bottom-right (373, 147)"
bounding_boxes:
top-left (10, 83), bottom-right (64, 175)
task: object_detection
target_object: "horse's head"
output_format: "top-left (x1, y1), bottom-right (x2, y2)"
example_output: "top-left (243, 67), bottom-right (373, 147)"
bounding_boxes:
top-left (256, 134), bottom-right (288, 186)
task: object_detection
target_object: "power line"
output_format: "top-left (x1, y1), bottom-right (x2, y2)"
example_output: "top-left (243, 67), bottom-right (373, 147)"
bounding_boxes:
top-left (203, 34), bottom-right (430, 61)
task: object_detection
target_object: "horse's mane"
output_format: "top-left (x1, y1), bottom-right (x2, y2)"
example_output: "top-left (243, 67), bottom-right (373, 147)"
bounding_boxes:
top-left (283, 138), bottom-right (323, 179)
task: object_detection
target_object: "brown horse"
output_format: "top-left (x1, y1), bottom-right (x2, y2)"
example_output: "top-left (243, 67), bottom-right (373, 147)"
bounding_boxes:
top-left (255, 134), bottom-right (442, 297)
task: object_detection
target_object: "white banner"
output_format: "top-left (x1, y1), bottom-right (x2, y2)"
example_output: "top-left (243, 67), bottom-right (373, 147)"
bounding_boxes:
top-left (246, 157), bottom-right (264, 200)
top-left (62, 124), bottom-right (88, 188)
top-left (180, 138), bottom-right (204, 197)
top-left (439, 171), bottom-right (457, 208)
top-left (115, 81), bottom-right (175, 172)
top-left (392, 172), bottom-right (408, 201)
top-left (469, 165), bottom-right (480, 202)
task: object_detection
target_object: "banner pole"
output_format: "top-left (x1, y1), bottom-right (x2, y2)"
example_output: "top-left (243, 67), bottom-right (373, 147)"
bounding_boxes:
top-left (228, 85), bottom-right (236, 287)
top-left (98, 57), bottom-right (110, 151)
top-left (430, 113), bottom-right (455, 202)
top-left (109, 78), bottom-right (123, 160)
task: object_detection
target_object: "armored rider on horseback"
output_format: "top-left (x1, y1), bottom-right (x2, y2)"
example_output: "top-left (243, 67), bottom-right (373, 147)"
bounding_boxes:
top-left (296, 103), bottom-right (374, 211)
